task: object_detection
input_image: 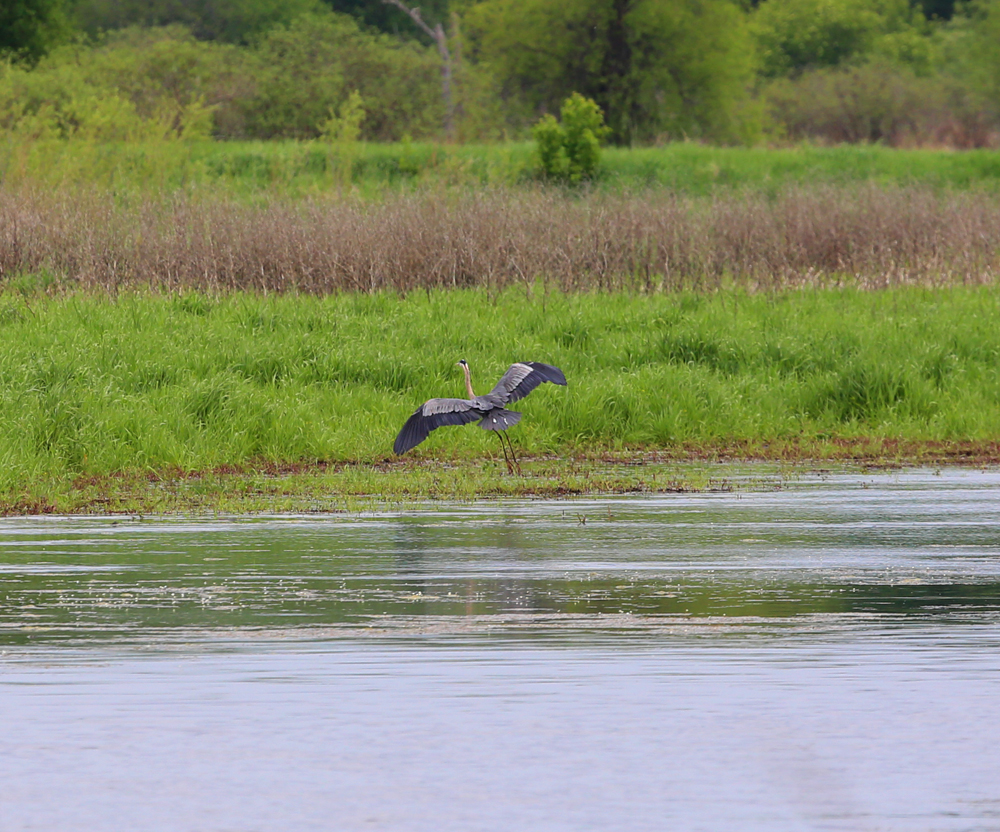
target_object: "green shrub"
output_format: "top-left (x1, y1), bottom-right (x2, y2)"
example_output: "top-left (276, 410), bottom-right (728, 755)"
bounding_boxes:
top-left (764, 61), bottom-right (933, 144)
top-left (0, 12), bottom-right (448, 142)
top-left (0, 28), bottom-right (228, 140)
top-left (930, 0), bottom-right (1000, 146)
top-left (239, 12), bottom-right (442, 140)
top-left (319, 89), bottom-right (365, 187)
top-left (532, 93), bottom-right (609, 183)
top-left (763, 60), bottom-right (998, 146)
top-left (532, 115), bottom-right (566, 180)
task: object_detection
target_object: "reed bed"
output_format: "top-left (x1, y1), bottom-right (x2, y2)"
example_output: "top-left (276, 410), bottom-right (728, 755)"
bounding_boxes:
top-left (2, 185), bottom-right (999, 294)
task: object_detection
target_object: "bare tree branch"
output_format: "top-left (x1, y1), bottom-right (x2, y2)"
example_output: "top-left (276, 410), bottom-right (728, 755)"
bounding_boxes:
top-left (382, 0), bottom-right (437, 40)
top-left (382, 0), bottom-right (454, 138)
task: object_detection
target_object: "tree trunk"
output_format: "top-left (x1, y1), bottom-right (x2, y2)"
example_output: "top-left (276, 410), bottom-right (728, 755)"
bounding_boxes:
top-left (598, 0), bottom-right (634, 144)
top-left (382, 0), bottom-right (454, 140)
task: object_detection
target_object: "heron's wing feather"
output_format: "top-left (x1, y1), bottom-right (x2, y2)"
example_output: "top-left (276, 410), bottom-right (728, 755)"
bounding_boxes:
top-left (420, 398), bottom-right (480, 417)
top-left (488, 362), bottom-right (568, 405)
top-left (393, 398), bottom-right (482, 455)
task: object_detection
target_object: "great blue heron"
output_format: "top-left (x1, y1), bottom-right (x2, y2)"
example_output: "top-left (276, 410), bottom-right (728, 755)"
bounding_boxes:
top-left (393, 360), bottom-right (567, 473)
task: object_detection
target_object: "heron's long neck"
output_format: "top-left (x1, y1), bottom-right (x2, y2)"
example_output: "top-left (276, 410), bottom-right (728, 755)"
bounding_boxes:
top-left (462, 364), bottom-right (476, 399)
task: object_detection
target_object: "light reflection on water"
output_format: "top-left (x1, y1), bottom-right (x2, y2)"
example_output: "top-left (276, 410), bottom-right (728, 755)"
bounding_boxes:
top-left (2, 468), bottom-right (1000, 831)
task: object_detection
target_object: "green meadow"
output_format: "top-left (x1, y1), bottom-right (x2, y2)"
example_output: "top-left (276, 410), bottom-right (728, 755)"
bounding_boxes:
top-left (2, 285), bottom-right (1000, 512)
top-left (6, 139), bottom-right (1000, 197)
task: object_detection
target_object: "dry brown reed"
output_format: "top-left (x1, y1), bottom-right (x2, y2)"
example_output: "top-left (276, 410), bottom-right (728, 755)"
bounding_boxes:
top-left (1, 185), bottom-right (998, 293)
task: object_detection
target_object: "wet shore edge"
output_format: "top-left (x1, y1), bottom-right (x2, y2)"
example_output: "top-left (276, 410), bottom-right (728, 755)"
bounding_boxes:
top-left (5, 438), bottom-right (999, 516)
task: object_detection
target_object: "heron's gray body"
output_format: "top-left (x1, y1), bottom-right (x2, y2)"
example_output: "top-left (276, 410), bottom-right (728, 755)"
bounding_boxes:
top-left (393, 361), bottom-right (566, 456)
top-left (418, 397), bottom-right (523, 427)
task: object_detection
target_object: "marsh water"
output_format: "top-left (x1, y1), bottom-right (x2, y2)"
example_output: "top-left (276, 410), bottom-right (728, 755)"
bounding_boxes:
top-left (2, 468), bottom-right (1000, 831)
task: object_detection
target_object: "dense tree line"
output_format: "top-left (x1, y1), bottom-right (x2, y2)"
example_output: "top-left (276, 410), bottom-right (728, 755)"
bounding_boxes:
top-left (1, 0), bottom-right (999, 145)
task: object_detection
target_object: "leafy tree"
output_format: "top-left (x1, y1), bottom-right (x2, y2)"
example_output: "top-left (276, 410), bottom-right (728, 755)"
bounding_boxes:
top-left (382, 0), bottom-right (455, 138)
top-left (0, 12), bottom-right (446, 141)
top-left (242, 12), bottom-right (442, 139)
top-left (0, 28), bottom-right (224, 139)
top-left (1, 0), bottom-right (72, 63)
top-left (930, 0), bottom-right (1000, 128)
top-left (321, 0), bottom-right (450, 40)
top-left (464, 0), bottom-right (759, 144)
top-left (756, 0), bottom-right (998, 147)
top-left (752, 0), bottom-right (928, 77)
top-left (71, 0), bottom-right (325, 43)
top-left (914, 0), bottom-right (955, 19)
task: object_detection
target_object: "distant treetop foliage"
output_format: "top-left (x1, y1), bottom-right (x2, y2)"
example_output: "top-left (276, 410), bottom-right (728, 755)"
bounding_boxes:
top-left (0, 0), bottom-right (997, 146)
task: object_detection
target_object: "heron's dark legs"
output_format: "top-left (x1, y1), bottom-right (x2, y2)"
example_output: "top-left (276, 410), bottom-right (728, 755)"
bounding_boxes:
top-left (495, 431), bottom-right (514, 474)
top-left (501, 430), bottom-right (522, 475)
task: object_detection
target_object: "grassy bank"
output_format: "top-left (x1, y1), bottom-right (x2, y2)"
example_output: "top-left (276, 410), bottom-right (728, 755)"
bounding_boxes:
top-left (5, 140), bottom-right (1000, 197)
top-left (2, 286), bottom-right (1000, 513)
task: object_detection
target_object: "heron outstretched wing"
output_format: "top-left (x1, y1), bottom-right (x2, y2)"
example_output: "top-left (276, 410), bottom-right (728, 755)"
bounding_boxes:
top-left (393, 398), bottom-right (483, 455)
top-left (488, 362), bottom-right (567, 405)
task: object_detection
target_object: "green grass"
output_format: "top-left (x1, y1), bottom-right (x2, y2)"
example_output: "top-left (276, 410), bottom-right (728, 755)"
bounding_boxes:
top-left (7, 139), bottom-right (1000, 198)
top-left (603, 144), bottom-right (1000, 193)
top-left (2, 285), bottom-right (1000, 512)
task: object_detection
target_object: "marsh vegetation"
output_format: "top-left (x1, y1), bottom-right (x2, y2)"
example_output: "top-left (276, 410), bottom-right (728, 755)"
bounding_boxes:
top-left (4, 136), bottom-right (1000, 514)
top-left (2, 287), bottom-right (999, 512)
top-left (5, 181), bottom-right (1000, 294)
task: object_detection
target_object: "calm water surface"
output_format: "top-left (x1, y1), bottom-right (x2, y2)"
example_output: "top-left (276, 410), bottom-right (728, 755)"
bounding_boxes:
top-left (2, 468), bottom-right (1000, 831)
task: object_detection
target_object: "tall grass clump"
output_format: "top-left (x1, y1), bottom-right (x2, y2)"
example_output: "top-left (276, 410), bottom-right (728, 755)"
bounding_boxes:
top-left (3, 184), bottom-right (1000, 293)
top-left (2, 287), bottom-right (1000, 499)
